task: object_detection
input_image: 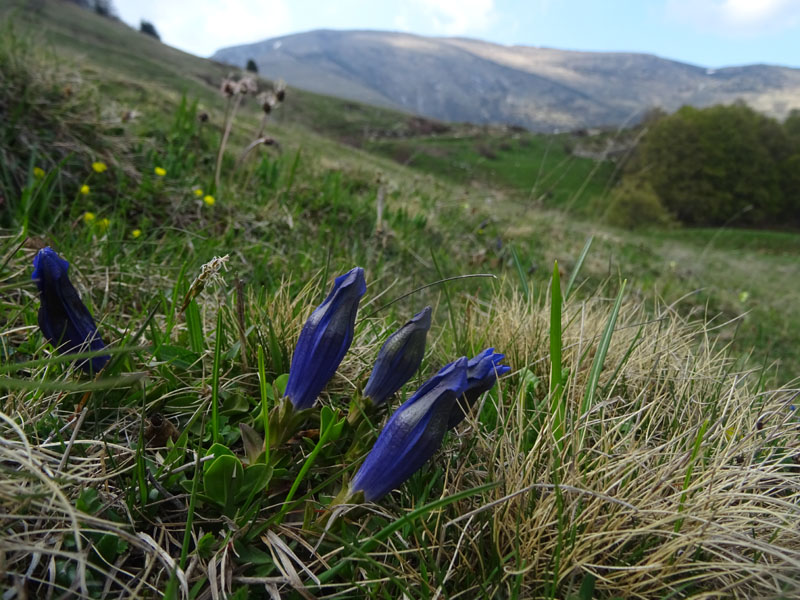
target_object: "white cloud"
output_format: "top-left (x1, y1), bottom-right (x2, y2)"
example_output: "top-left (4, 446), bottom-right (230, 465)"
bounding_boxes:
top-left (114, 0), bottom-right (292, 56)
top-left (666, 0), bottom-right (800, 36)
top-left (411, 0), bottom-right (496, 35)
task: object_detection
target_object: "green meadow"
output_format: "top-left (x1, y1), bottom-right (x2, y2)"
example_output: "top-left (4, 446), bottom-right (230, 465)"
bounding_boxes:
top-left (1, 1), bottom-right (799, 598)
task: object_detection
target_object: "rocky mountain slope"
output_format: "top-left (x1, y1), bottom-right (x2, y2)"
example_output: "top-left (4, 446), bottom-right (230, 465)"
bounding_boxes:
top-left (213, 30), bottom-right (800, 131)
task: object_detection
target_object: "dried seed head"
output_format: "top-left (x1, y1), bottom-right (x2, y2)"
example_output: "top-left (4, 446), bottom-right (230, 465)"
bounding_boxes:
top-left (179, 254), bottom-right (230, 312)
top-left (122, 109), bottom-right (141, 122)
top-left (220, 78), bottom-right (237, 97)
top-left (275, 79), bottom-right (286, 102)
top-left (258, 91), bottom-right (277, 114)
top-left (237, 77), bottom-right (257, 95)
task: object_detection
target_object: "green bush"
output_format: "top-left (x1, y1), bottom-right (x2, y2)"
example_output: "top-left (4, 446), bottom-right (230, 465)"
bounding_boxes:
top-left (624, 103), bottom-right (799, 227)
top-left (605, 177), bottom-right (674, 229)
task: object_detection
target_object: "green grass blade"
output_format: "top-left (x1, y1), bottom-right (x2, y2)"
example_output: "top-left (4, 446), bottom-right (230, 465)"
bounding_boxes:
top-left (211, 311), bottom-right (223, 444)
top-left (0, 374), bottom-right (144, 391)
top-left (510, 244), bottom-right (530, 302)
top-left (276, 407), bottom-right (341, 521)
top-left (283, 147), bottom-right (301, 196)
top-left (185, 299), bottom-right (204, 354)
top-left (581, 280), bottom-right (627, 417)
top-left (163, 261), bottom-right (189, 345)
top-left (257, 345), bottom-right (270, 468)
top-left (549, 261), bottom-right (565, 450)
top-left (316, 481), bottom-right (498, 585)
top-left (0, 346), bottom-right (145, 373)
top-left (430, 249), bottom-right (460, 351)
top-left (600, 323), bottom-right (644, 396)
top-left (564, 236), bottom-right (593, 301)
top-left (674, 419), bottom-right (708, 534)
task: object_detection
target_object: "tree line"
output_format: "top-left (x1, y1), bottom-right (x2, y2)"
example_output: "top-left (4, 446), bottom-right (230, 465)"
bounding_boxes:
top-left (615, 103), bottom-right (800, 229)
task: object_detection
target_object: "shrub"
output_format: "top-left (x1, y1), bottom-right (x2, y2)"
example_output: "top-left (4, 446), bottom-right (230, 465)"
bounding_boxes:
top-left (139, 20), bottom-right (160, 41)
top-left (625, 103), bottom-right (799, 227)
top-left (605, 176), bottom-right (674, 229)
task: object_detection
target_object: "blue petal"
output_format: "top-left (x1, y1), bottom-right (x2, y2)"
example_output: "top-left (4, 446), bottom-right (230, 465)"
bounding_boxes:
top-left (449, 348), bottom-right (510, 429)
top-left (284, 267), bottom-right (367, 409)
top-left (363, 306), bottom-right (432, 405)
top-left (32, 247), bottom-right (109, 373)
top-left (351, 357), bottom-right (468, 501)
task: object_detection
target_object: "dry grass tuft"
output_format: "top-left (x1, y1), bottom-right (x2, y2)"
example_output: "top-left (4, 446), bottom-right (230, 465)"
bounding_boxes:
top-left (434, 283), bottom-right (800, 598)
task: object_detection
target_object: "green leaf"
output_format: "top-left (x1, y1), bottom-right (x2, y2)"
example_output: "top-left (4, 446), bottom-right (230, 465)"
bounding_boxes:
top-left (203, 443), bottom-right (235, 473)
top-left (94, 533), bottom-right (128, 564)
top-left (239, 423), bottom-right (264, 464)
top-left (203, 454), bottom-right (243, 514)
top-left (236, 463), bottom-right (272, 506)
top-left (273, 373), bottom-right (289, 396)
top-left (221, 392), bottom-right (250, 414)
top-left (76, 488), bottom-right (101, 514)
top-left (195, 533), bottom-right (216, 560)
top-left (154, 345), bottom-right (200, 369)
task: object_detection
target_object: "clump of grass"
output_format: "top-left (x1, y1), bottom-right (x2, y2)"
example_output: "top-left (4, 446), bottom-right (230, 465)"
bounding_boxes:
top-left (0, 21), bottom-right (123, 228)
top-left (431, 282), bottom-right (800, 598)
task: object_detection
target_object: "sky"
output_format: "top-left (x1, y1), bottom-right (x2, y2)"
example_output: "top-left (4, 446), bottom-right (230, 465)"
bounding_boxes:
top-left (113, 0), bottom-right (800, 68)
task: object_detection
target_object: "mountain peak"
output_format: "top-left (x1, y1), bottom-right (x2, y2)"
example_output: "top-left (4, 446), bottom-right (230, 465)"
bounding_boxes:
top-left (213, 30), bottom-right (800, 130)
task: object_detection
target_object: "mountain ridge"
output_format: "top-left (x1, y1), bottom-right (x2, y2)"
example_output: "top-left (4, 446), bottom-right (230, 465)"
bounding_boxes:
top-left (213, 29), bottom-right (800, 131)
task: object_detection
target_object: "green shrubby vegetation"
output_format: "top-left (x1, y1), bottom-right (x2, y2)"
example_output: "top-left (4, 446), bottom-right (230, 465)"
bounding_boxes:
top-left (602, 176), bottom-right (674, 229)
top-left (622, 103), bottom-right (800, 227)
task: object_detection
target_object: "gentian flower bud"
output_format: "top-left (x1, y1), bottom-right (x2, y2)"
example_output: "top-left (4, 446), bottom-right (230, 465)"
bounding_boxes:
top-left (448, 348), bottom-right (510, 429)
top-left (350, 357), bottom-right (469, 501)
top-left (363, 306), bottom-right (432, 406)
top-left (32, 247), bottom-right (109, 374)
top-left (284, 267), bottom-right (367, 410)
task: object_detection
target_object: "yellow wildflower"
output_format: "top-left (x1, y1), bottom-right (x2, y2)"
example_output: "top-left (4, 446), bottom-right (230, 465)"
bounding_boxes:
top-left (131, 229), bottom-right (142, 239)
top-left (83, 211), bottom-right (96, 224)
top-left (203, 195), bottom-right (215, 206)
top-left (92, 161), bottom-right (108, 173)
top-left (154, 166), bottom-right (166, 177)
top-left (194, 188), bottom-right (204, 197)
top-left (33, 167), bottom-right (45, 179)
top-left (97, 218), bottom-right (110, 233)
top-left (80, 184), bottom-right (90, 195)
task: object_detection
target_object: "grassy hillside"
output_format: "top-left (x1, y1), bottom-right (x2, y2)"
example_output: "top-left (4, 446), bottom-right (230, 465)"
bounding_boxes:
top-left (365, 129), bottom-right (617, 213)
top-left (1, 2), bottom-right (799, 599)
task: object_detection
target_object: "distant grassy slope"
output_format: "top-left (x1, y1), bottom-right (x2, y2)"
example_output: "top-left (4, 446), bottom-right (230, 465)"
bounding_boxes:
top-left (367, 130), bottom-right (617, 213)
top-left (4, 1), bottom-right (621, 214)
top-left (1, 0), bottom-right (418, 147)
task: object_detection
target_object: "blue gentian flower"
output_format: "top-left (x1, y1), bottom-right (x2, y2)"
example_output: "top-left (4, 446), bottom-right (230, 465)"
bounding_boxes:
top-left (284, 267), bottom-right (367, 410)
top-left (350, 357), bottom-right (468, 501)
top-left (363, 306), bottom-right (432, 406)
top-left (448, 348), bottom-right (510, 429)
top-left (32, 247), bottom-right (109, 373)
